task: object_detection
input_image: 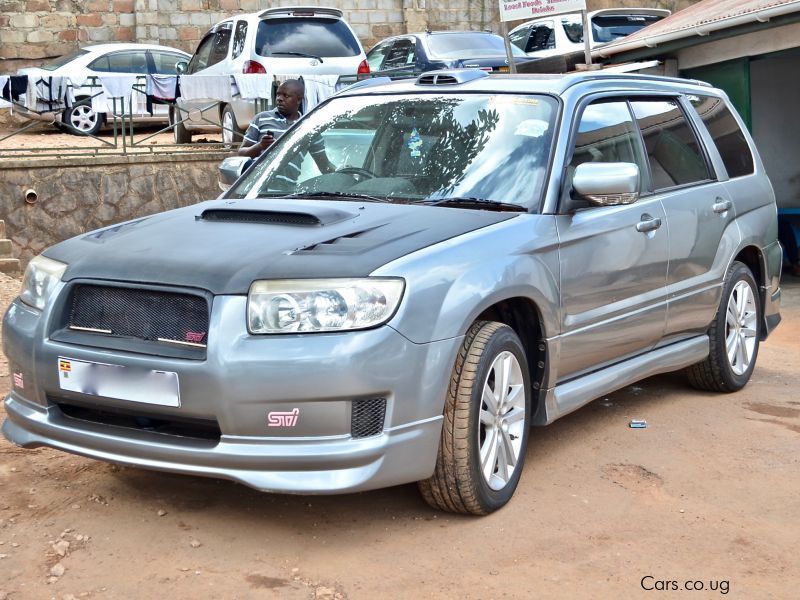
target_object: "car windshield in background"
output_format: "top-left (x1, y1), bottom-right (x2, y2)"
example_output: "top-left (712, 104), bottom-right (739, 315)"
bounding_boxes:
top-left (228, 93), bottom-right (558, 210)
top-left (427, 34), bottom-right (527, 58)
top-left (41, 49), bottom-right (89, 71)
top-left (561, 14), bottom-right (664, 44)
top-left (256, 18), bottom-right (361, 57)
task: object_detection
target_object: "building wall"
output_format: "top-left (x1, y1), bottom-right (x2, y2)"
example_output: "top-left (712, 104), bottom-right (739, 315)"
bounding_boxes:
top-left (0, 151), bottom-right (229, 266)
top-left (0, 0), bottom-right (698, 73)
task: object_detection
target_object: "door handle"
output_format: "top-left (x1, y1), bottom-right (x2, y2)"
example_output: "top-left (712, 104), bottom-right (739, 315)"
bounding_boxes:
top-left (636, 215), bottom-right (662, 233)
top-left (712, 198), bottom-right (732, 214)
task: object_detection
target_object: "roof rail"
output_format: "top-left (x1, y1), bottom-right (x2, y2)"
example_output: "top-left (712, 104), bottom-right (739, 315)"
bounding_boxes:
top-left (416, 69), bottom-right (489, 86)
top-left (337, 77), bottom-right (393, 93)
top-left (259, 6), bottom-right (343, 19)
top-left (562, 72), bottom-right (713, 90)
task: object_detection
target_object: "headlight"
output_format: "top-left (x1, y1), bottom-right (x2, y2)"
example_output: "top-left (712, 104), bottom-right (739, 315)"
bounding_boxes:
top-left (248, 278), bottom-right (405, 334)
top-left (19, 255), bottom-right (68, 311)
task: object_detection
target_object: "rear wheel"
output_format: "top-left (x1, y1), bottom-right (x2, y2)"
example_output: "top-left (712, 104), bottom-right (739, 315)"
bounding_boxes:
top-left (171, 107), bottom-right (191, 144)
top-left (687, 261), bottom-right (761, 392)
top-left (418, 321), bottom-right (531, 515)
top-left (221, 104), bottom-right (241, 147)
top-left (62, 98), bottom-right (103, 136)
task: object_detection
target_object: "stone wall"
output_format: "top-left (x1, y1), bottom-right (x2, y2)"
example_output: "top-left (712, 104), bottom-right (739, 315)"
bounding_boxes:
top-left (0, 151), bottom-right (229, 267)
top-left (0, 0), bottom-right (701, 73)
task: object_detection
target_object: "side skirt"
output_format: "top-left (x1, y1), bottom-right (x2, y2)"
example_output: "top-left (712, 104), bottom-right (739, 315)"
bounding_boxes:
top-left (536, 336), bottom-right (709, 425)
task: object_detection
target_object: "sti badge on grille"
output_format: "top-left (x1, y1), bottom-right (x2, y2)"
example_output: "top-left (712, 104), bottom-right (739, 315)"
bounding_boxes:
top-left (267, 408), bottom-right (300, 427)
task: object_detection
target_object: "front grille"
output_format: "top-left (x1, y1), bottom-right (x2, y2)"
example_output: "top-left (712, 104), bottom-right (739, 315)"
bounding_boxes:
top-left (351, 398), bottom-right (386, 439)
top-left (55, 401), bottom-right (221, 441)
top-left (68, 284), bottom-right (209, 348)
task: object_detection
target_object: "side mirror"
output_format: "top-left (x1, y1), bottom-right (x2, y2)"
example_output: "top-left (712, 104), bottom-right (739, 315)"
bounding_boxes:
top-left (573, 162), bottom-right (640, 206)
top-left (175, 60), bottom-right (188, 75)
top-left (218, 156), bottom-right (252, 192)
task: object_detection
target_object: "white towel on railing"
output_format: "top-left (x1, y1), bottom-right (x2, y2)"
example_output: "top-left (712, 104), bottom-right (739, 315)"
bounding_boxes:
top-left (179, 74), bottom-right (233, 102)
top-left (301, 75), bottom-right (339, 112)
top-left (146, 74), bottom-right (178, 100)
top-left (232, 74), bottom-right (273, 100)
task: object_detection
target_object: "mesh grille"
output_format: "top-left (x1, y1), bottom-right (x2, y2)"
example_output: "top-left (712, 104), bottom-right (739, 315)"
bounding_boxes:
top-left (201, 209), bottom-right (321, 226)
top-left (351, 398), bottom-right (386, 439)
top-left (68, 284), bottom-right (209, 347)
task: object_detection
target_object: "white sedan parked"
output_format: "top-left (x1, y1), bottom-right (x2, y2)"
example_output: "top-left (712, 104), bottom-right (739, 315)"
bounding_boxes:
top-left (17, 43), bottom-right (190, 135)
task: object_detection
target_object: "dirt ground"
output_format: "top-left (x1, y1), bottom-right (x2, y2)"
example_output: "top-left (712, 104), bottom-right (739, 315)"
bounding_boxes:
top-left (0, 271), bottom-right (798, 600)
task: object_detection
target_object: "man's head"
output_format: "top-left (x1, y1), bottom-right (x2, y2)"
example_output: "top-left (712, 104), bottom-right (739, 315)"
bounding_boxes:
top-left (275, 79), bottom-right (304, 118)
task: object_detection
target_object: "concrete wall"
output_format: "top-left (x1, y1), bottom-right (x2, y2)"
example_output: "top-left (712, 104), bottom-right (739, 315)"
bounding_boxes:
top-left (0, 0), bottom-right (697, 73)
top-left (0, 151), bottom-right (229, 266)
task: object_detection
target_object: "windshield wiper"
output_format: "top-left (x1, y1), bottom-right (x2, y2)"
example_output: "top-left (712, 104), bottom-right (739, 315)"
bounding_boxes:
top-left (426, 197), bottom-right (527, 212)
top-left (270, 51), bottom-right (324, 63)
top-left (275, 191), bottom-right (392, 203)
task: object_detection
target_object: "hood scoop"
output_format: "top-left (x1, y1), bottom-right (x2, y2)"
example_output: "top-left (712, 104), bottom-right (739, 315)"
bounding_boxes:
top-left (199, 206), bottom-right (357, 227)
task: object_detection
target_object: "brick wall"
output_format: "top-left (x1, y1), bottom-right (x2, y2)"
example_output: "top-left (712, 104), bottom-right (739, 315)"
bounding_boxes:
top-left (0, 0), bottom-right (698, 73)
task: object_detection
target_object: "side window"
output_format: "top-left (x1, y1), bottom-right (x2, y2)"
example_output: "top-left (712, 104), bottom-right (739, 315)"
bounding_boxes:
top-left (527, 22), bottom-right (555, 52)
top-left (232, 20), bottom-right (248, 59)
top-left (631, 99), bottom-right (711, 190)
top-left (188, 34), bottom-right (215, 73)
top-left (568, 100), bottom-right (649, 194)
top-left (95, 51), bottom-right (148, 74)
top-left (150, 52), bottom-right (185, 74)
top-left (688, 95), bottom-right (754, 178)
top-left (508, 28), bottom-right (529, 52)
top-left (366, 41), bottom-right (392, 72)
top-left (383, 40), bottom-right (416, 70)
top-left (562, 19), bottom-right (583, 43)
top-left (208, 24), bottom-right (233, 67)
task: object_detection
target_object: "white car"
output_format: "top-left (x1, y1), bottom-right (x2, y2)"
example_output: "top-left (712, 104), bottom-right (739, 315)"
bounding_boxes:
top-left (172, 6), bottom-right (368, 144)
top-left (509, 8), bottom-right (670, 59)
top-left (17, 43), bottom-right (190, 135)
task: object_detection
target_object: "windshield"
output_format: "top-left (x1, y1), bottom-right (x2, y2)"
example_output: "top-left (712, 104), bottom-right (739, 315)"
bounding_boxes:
top-left (256, 18), bottom-right (361, 58)
top-left (41, 49), bottom-right (89, 71)
top-left (561, 14), bottom-right (664, 44)
top-left (228, 93), bottom-right (558, 211)
top-left (427, 34), bottom-right (527, 59)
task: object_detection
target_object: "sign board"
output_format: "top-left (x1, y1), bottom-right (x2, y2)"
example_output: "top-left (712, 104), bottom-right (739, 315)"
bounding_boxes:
top-left (498, 0), bottom-right (586, 23)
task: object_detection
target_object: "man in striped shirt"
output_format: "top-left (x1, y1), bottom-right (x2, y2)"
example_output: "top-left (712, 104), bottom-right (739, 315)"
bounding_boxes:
top-left (237, 79), bottom-right (333, 178)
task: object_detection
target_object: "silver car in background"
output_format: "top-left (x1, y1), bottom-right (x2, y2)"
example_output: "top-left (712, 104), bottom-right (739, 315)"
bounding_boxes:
top-left (3, 71), bottom-right (781, 514)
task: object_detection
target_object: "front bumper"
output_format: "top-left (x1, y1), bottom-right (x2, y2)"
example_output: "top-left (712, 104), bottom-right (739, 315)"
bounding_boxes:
top-left (2, 294), bottom-right (461, 493)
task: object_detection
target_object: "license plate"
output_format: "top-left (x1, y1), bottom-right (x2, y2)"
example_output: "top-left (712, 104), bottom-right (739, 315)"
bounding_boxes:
top-left (58, 357), bottom-right (181, 407)
top-left (498, 66), bottom-right (510, 73)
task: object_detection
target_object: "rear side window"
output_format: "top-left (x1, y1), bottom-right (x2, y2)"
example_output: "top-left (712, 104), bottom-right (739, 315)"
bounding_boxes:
top-left (90, 51), bottom-right (148, 74)
top-left (631, 99), bottom-right (710, 190)
top-left (383, 40), bottom-right (416, 69)
top-left (688, 95), bottom-right (754, 178)
top-left (526, 22), bottom-right (555, 52)
top-left (209, 24), bottom-right (232, 66)
top-left (256, 18), bottom-right (361, 58)
top-left (232, 20), bottom-right (248, 59)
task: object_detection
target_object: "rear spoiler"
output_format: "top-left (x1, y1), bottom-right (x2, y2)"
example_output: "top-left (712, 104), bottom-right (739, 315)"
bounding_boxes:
top-left (259, 6), bottom-right (343, 19)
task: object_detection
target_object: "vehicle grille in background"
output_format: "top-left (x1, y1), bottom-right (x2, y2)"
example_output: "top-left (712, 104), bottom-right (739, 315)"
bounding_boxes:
top-left (68, 284), bottom-right (209, 348)
top-left (200, 209), bottom-right (321, 226)
top-left (351, 398), bottom-right (386, 439)
top-left (55, 400), bottom-right (221, 441)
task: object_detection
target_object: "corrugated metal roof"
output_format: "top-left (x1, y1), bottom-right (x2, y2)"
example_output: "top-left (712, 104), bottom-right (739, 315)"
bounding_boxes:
top-left (597, 0), bottom-right (800, 57)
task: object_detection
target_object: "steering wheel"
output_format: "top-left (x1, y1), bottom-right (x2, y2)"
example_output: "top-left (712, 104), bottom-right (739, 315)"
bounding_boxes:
top-left (337, 166), bottom-right (376, 181)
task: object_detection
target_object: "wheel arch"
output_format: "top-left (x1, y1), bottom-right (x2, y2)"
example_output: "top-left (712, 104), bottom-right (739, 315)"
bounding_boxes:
top-left (473, 296), bottom-right (549, 423)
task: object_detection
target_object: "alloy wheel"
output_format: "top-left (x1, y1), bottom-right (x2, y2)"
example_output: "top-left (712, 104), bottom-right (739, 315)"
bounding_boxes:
top-left (69, 104), bottom-right (98, 133)
top-left (725, 280), bottom-right (758, 375)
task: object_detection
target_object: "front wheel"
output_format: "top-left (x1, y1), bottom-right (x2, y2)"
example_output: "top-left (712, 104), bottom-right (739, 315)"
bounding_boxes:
top-left (687, 261), bottom-right (761, 392)
top-left (221, 104), bottom-right (241, 148)
top-left (418, 321), bottom-right (531, 515)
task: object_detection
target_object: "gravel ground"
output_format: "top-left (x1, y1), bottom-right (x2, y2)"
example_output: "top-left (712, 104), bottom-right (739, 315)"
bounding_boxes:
top-left (1, 272), bottom-right (799, 599)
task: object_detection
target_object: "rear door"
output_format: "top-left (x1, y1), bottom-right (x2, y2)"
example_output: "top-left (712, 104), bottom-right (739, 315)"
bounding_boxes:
top-left (180, 23), bottom-right (233, 128)
top-left (629, 97), bottom-right (738, 341)
top-left (88, 50), bottom-right (150, 117)
top-left (555, 98), bottom-right (669, 380)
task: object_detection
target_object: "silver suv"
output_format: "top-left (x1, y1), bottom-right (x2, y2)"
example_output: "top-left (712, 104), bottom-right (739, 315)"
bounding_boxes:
top-left (2, 72), bottom-right (782, 515)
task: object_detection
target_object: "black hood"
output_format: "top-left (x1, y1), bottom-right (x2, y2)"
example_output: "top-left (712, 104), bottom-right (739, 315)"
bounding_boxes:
top-left (47, 199), bottom-right (519, 294)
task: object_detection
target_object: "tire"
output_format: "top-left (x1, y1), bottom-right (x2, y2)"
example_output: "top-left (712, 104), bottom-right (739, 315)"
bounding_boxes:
top-left (221, 104), bottom-right (241, 148)
top-left (171, 107), bottom-right (191, 144)
top-left (687, 261), bottom-right (761, 392)
top-left (418, 321), bottom-right (532, 515)
top-left (62, 98), bottom-right (104, 136)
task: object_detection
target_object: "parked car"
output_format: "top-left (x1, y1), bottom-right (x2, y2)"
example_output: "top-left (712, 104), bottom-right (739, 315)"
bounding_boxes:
top-left (365, 31), bottom-right (531, 79)
top-left (3, 71), bottom-right (782, 515)
top-left (172, 6), bottom-right (368, 144)
top-left (16, 43), bottom-right (190, 136)
top-left (509, 8), bottom-right (670, 58)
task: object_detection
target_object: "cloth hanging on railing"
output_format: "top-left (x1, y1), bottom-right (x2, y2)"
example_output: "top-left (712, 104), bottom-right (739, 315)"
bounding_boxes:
top-left (32, 76), bottom-right (67, 112)
top-left (146, 74), bottom-right (179, 101)
top-left (0, 76), bottom-right (9, 109)
top-left (300, 74), bottom-right (340, 112)
top-left (232, 74), bottom-right (273, 100)
top-left (179, 75), bottom-right (233, 102)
